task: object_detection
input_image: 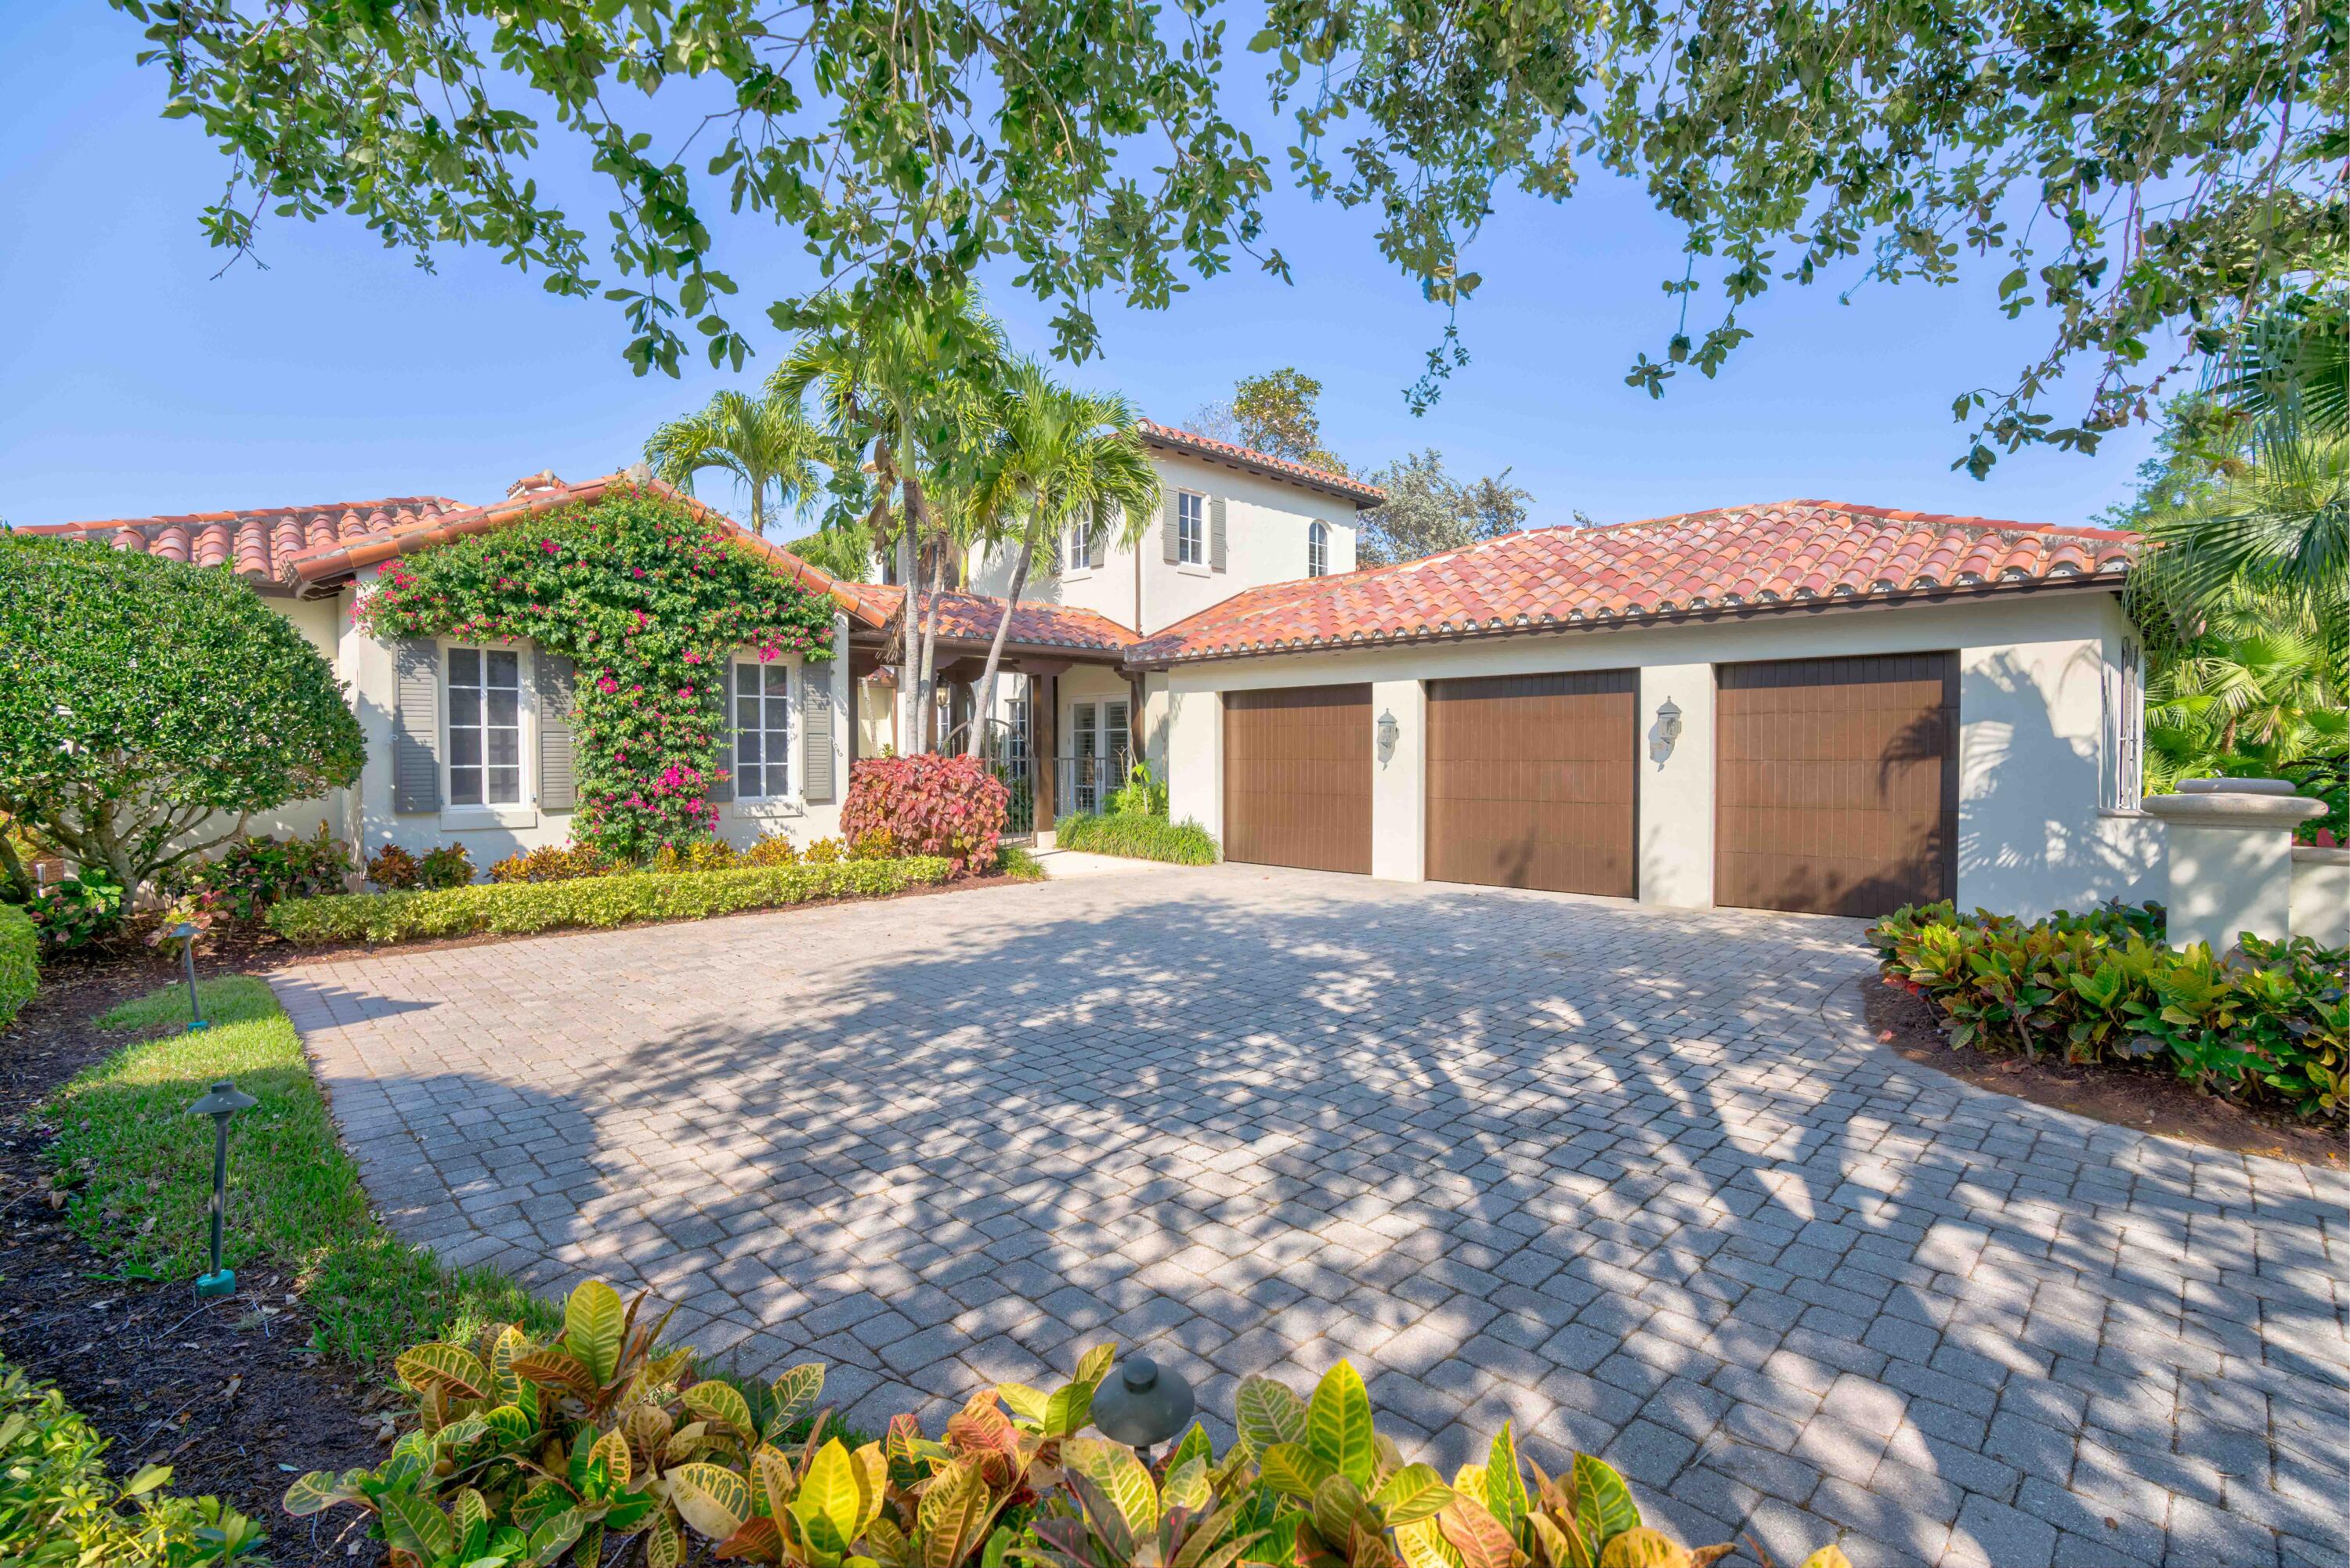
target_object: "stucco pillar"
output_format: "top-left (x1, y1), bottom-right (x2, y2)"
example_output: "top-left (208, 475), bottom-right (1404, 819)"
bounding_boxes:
top-left (1164, 688), bottom-right (1223, 843)
top-left (1637, 663), bottom-right (1714, 907)
top-left (2291, 845), bottom-right (2349, 946)
top-left (2141, 779), bottom-right (2323, 952)
top-left (1369, 680), bottom-right (1426, 883)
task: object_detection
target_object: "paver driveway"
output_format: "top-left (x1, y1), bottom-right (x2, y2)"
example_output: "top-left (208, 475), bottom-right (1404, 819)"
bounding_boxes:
top-left (275, 865), bottom-right (2348, 1568)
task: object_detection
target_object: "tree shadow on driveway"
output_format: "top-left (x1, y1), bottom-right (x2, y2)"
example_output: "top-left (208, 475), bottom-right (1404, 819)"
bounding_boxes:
top-left (274, 869), bottom-right (2348, 1568)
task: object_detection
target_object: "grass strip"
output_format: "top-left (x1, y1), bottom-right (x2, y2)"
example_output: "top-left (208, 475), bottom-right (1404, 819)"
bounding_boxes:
top-left (42, 977), bottom-right (555, 1366)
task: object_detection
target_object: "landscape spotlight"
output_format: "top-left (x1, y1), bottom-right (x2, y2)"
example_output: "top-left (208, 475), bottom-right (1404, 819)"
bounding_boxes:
top-left (186, 1078), bottom-right (257, 1299)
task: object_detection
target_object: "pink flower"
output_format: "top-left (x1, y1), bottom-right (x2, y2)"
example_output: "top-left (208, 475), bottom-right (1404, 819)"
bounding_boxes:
top-left (598, 677), bottom-right (620, 695)
top-left (543, 539), bottom-right (559, 554)
top-left (683, 652), bottom-right (703, 665)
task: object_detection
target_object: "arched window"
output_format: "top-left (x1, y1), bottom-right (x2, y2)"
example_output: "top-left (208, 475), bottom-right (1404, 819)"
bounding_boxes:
top-left (1307, 520), bottom-right (1329, 577)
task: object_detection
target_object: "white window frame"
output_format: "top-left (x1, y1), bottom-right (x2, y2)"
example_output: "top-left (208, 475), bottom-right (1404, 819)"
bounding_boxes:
top-left (1177, 491), bottom-right (1206, 565)
top-left (733, 658), bottom-right (798, 805)
top-left (2103, 632), bottom-right (2144, 813)
top-left (441, 641), bottom-right (535, 829)
top-left (1064, 524), bottom-right (1093, 576)
top-left (1307, 520), bottom-right (1329, 577)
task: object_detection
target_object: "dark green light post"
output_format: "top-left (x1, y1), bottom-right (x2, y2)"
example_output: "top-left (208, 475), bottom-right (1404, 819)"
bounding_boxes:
top-left (186, 1079), bottom-right (256, 1299)
top-left (1090, 1353), bottom-right (1195, 1465)
top-left (170, 922), bottom-right (209, 1031)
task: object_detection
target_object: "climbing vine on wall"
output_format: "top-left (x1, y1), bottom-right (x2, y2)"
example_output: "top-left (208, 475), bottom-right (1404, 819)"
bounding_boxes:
top-left (356, 488), bottom-right (837, 860)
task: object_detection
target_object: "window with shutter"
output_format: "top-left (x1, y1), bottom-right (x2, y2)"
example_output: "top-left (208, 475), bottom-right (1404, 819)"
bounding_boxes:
top-left (447, 647), bottom-right (523, 806)
top-left (803, 674), bottom-right (837, 804)
top-left (734, 660), bottom-right (792, 800)
top-left (537, 654), bottom-right (578, 811)
top-left (392, 640), bottom-right (441, 813)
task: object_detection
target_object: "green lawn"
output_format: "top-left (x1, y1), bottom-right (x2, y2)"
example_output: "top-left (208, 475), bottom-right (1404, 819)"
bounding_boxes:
top-left (44, 977), bottom-right (555, 1366)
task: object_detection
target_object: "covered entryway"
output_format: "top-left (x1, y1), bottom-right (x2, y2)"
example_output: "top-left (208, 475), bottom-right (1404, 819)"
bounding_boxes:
top-left (1426, 671), bottom-right (1637, 897)
top-left (1223, 685), bottom-right (1372, 873)
top-left (1716, 653), bottom-right (1958, 916)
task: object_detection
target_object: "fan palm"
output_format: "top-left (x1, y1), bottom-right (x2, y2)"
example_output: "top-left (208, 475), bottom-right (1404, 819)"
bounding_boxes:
top-left (641, 388), bottom-right (828, 537)
top-left (962, 363), bottom-right (1162, 757)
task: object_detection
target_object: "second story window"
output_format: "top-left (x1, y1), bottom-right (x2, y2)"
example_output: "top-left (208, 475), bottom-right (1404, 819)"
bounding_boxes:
top-left (1067, 525), bottom-right (1089, 570)
top-left (1177, 492), bottom-right (1205, 565)
top-left (1308, 520), bottom-right (1329, 577)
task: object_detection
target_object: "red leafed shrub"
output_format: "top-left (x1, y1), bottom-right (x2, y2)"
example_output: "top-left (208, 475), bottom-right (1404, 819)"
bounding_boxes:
top-left (841, 754), bottom-right (1008, 876)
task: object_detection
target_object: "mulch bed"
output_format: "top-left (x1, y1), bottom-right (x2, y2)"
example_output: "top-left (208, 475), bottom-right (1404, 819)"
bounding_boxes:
top-left (0, 935), bottom-right (392, 1562)
top-left (1865, 978), bottom-right (2346, 1168)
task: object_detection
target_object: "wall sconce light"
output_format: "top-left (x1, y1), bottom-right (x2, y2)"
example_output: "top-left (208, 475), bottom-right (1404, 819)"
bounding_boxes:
top-left (1376, 710), bottom-right (1400, 762)
top-left (1650, 697), bottom-right (1684, 769)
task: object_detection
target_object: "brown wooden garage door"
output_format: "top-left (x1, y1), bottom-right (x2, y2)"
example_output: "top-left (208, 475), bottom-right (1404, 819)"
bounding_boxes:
top-left (1716, 653), bottom-right (1958, 916)
top-left (1426, 671), bottom-right (1638, 896)
top-left (1224, 685), bottom-right (1372, 873)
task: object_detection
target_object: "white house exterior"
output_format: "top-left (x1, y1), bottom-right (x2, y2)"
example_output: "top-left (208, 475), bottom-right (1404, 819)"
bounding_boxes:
top-left (26, 443), bottom-right (2198, 924)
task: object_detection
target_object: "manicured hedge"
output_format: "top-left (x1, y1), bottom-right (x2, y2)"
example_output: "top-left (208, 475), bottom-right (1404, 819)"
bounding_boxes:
top-left (1054, 811), bottom-right (1220, 865)
top-left (267, 858), bottom-right (953, 945)
top-left (1871, 901), bottom-right (2348, 1121)
top-left (0, 904), bottom-right (34, 1028)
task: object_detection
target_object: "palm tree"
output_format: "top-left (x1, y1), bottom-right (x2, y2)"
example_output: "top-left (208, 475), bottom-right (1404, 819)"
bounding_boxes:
top-left (642, 388), bottom-right (828, 537)
top-left (963, 363), bottom-right (1161, 757)
top-left (771, 292), bottom-right (1005, 750)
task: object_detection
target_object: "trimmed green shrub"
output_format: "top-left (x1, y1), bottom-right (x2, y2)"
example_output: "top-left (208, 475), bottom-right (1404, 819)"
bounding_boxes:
top-left (291, 1278), bottom-right (1814, 1568)
top-left (490, 842), bottom-right (615, 883)
top-left (1056, 810), bottom-right (1219, 865)
top-left (0, 1357), bottom-right (267, 1564)
top-left (1871, 901), bottom-right (2348, 1120)
top-left (268, 858), bottom-right (953, 944)
top-left (0, 904), bottom-right (34, 1028)
top-left (416, 843), bottom-right (475, 889)
top-left (0, 535), bottom-right (364, 894)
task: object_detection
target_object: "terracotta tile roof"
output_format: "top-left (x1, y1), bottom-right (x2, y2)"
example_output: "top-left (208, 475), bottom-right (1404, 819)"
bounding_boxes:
top-left (17, 497), bottom-right (467, 583)
top-left (1138, 421), bottom-right (1386, 508)
top-left (837, 583), bottom-right (1138, 654)
top-left (1126, 500), bottom-right (2140, 667)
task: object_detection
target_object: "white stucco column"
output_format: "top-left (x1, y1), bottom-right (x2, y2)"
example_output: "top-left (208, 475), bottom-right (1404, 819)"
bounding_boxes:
top-left (1637, 664), bottom-right (1714, 907)
top-left (1369, 679), bottom-right (1426, 883)
top-left (2291, 845), bottom-right (2349, 946)
top-left (1165, 687), bottom-right (1224, 842)
top-left (2141, 779), bottom-right (2323, 951)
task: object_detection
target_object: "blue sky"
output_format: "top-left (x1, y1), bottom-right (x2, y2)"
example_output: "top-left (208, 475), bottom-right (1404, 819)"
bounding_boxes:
top-left (2, 2), bottom-right (2166, 533)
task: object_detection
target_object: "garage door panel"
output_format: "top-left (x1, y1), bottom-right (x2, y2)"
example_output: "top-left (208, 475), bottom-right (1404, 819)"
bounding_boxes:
top-left (1223, 685), bottom-right (1372, 874)
top-left (1426, 670), bottom-right (1636, 898)
top-left (1716, 654), bottom-right (1957, 917)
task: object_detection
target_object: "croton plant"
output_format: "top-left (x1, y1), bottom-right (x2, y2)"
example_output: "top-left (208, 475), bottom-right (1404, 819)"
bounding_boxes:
top-left (287, 1281), bottom-right (1852, 1568)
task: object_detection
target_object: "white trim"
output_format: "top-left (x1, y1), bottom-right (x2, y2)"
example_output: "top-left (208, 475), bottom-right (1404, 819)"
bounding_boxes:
top-left (440, 638), bottom-right (533, 812)
top-left (732, 656), bottom-right (800, 804)
top-left (1176, 491), bottom-right (1206, 566)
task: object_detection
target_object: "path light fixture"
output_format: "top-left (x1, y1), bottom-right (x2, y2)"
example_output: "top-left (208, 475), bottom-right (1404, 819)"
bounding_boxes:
top-left (186, 1078), bottom-right (257, 1299)
top-left (1650, 696), bottom-right (1684, 769)
top-left (171, 923), bottom-right (209, 1031)
top-left (1090, 1353), bottom-right (1195, 1464)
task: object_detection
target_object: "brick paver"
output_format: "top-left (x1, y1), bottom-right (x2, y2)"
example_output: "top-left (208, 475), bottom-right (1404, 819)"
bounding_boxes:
top-left (275, 867), bottom-right (2348, 1568)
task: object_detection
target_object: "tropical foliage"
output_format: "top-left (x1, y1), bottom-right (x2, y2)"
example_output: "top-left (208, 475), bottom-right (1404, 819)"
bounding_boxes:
top-left (0, 537), bottom-right (364, 896)
top-left (1871, 901), bottom-right (2348, 1122)
top-left (841, 756), bottom-right (1010, 876)
top-left (0, 1358), bottom-right (268, 1566)
top-left (1055, 813), bottom-right (1220, 867)
top-left (0, 904), bottom-right (33, 1028)
top-left (114, 0), bottom-right (2335, 468)
top-left (288, 1281), bottom-right (1817, 1568)
top-left (20, 867), bottom-right (128, 954)
top-left (355, 486), bottom-right (837, 860)
top-left (2114, 289), bottom-right (2345, 832)
top-left (159, 825), bottom-right (355, 919)
top-left (644, 388), bottom-right (830, 538)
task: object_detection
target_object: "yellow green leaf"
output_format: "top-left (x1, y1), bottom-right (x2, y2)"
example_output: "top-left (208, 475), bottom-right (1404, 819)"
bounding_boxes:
top-left (1259, 1443), bottom-right (1335, 1500)
top-left (1163, 1454), bottom-right (1213, 1513)
top-left (685, 1378), bottom-right (755, 1436)
top-left (1373, 1464), bottom-right (1454, 1526)
top-left (1065, 1436), bottom-right (1161, 1537)
top-left (670, 1460), bottom-right (752, 1540)
top-left (564, 1280), bottom-right (627, 1387)
top-left (916, 1458), bottom-right (994, 1568)
top-left (1304, 1363), bottom-right (1376, 1488)
top-left (396, 1342), bottom-right (491, 1399)
top-left (590, 1425), bottom-right (633, 1488)
top-left (1235, 1377), bottom-right (1307, 1451)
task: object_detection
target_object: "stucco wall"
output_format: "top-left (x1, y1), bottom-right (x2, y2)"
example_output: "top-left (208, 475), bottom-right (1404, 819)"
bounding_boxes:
top-left (973, 450), bottom-right (1361, 635)
top-left (1161, 587), bottom-right (2162, 917)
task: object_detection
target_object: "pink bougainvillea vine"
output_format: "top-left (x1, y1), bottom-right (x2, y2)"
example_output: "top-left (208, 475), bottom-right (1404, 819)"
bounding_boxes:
top-left (355, 486), bottom-right (836, 860)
